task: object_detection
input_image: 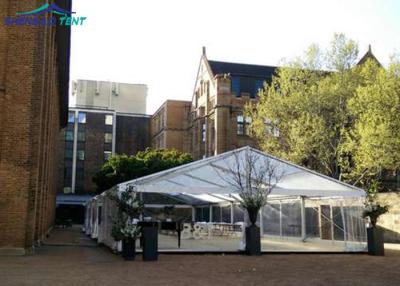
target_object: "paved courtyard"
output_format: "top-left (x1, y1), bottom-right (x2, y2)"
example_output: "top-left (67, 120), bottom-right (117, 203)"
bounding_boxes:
top-left (1, 227), bottom-right (400, 286)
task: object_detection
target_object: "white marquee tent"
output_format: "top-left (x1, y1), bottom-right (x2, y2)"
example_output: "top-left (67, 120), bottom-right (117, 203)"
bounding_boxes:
top-left (86, 146), bottom-right (367, 252)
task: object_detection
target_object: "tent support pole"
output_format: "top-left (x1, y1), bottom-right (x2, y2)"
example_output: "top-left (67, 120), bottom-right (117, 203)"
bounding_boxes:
top-left (209, 205), bottom-right (213, 223)
top-left (300, 196), bottom-right (306, 242)
top-left (340, 201), bottom-right (347, 247)
top-left (139, 192), bottom-right (143, 220)
top-left (330, 200), bottom-right (334, 242)
top-left (230, 203), bottom-right (234, 224)
top-left (279, 202), bottom-right (283, 239)
top-left (192, 207), bottom-right (195, 222)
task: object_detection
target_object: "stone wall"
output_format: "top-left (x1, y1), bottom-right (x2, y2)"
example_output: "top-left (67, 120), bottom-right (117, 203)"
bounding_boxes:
top-left (377, 192), bottom-right (400, 243)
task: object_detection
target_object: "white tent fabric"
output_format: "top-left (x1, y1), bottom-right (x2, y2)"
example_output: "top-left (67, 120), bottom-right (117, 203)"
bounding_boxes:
top-left (117, 146), bottom-right (365, 199)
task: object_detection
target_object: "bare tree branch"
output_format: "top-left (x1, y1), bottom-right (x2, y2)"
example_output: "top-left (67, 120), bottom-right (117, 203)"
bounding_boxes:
top-left (212, 149), bottom-right (286, 212)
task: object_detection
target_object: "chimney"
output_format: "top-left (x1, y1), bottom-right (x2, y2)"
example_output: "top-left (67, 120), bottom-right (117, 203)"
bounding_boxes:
top-left (202, 46), bottom-right (206, 57)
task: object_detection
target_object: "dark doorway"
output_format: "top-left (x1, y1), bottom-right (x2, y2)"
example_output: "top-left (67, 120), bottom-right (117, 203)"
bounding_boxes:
top-left (56, 205), bottom-right (85, 225)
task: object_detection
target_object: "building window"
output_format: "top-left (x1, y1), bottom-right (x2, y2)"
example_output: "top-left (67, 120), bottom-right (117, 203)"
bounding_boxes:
top-left (65, 149), bottom-right (73, 159)
top-left (264, 118), bottom-right (280, 137)
top-left (104, 133), bottom-right (113, 144)
top-left (68, 112), bottom-right (75, 123)
top-left (77, 131), bottom-right (85, 142)
top-left (245, 116), bottom-right (252, 135)
top-left (231, 77), bottom-right (241, 97)
top-left (104, 151), bottom-right (112, 161)
top-left (202, 123), bottom-right (206, 143)
top-left (65, 131), bottom-right (74, 141)
top-left (254, 80), bottom-right (264, 98)
top-left (77, 150), bottom-right (85, 161)
top-left (237, 115), bottom-right (244, 135)
top-left (78, 112), bottom-right (86, 124)
top-left (105, 114), bottom-right (113, 125)
top-left (237, 115), bottom-right (252, 135)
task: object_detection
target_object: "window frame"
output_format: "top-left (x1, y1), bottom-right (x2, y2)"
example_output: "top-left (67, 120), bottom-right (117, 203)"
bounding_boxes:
top-left (104, 132), bottom-right (113, 144)
top-left (105, 114), bottom-right (113, 126)
top-left (77, 150), bottom-right (85, 161)
top-left (78, 112), bottom-right (86, 124)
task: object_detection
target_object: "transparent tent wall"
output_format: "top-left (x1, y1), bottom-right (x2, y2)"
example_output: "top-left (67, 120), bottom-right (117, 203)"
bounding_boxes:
top-left (261, 197), bottom-right (367, 252)
top-left (95, 196), bottom-right (367, 253)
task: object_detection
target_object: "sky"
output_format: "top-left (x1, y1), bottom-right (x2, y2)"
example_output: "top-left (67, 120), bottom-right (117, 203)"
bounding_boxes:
top-left (70, 0), bottom-right (400, 114)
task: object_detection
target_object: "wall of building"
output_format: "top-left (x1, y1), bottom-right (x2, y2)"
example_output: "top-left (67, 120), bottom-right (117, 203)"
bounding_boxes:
top-left (0, 0), bottom-right (70, 255)
top-left (151, 100), bottom-right (191, 152)
top-left (81, 112), bottom-right (108, 194)
top-left (377, 192), bottom-right (400, 243)
top-left (71, 79), bottom-right (147, 114)
top-left (115, 116), bottom-right (151, 155)
top-left (59, 109), bottom-right (151, 196)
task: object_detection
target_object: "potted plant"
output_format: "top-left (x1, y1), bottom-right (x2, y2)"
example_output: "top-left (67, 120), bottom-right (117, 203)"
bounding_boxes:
top-left (363, 181), bottom-right (389, 256)
top-left (109, 186), bottom-right (143, 260)
top-left (214, 148), bottom-right (285, 255)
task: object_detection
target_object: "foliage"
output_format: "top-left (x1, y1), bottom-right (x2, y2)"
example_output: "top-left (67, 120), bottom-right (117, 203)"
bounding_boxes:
top-left (362, 181), bottom-right (389, 227)
top-left (93, 148), bottom-right (193, 192)
top-left (342, 59), bottom-right (400, 188)
top-left (247, 33), bottom-right (400, 191)
top-left (109, 186), bottom-right (143, 240)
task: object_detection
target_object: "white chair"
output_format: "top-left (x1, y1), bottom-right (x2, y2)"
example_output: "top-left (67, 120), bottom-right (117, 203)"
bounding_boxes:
top-left (181, 223), bottom-right (192, 239)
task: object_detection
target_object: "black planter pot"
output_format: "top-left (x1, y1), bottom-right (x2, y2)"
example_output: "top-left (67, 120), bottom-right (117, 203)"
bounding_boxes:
top-left (367, 227), bottom-right (384, 256)
top-left (247, 208), bottom-right (259, 226)
top-left (141, 222), bottom-right (159, 261)
top-left (122, 238), bottom-right (136, 261)
top-left (245, 225), bottom-right (261, 255)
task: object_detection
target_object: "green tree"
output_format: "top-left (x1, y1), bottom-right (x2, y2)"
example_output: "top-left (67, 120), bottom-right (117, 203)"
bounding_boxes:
top-left (342, 59), bottom-right (400, 188)
top-left (247, 33), bottom-right (400, 191)
top-left (93, 148), bottom-right (193, 192)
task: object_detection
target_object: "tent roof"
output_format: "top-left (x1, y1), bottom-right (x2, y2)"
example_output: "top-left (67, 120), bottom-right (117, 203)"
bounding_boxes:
top-left (116, 146), bottom-right (365, 199)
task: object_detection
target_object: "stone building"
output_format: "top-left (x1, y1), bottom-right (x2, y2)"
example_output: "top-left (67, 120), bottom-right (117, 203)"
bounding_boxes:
top-left (0, 0), bottom-right (71, 255)
top-left (151, 48), bottom-right (277, 160)
top-left (188, 48), bottom-right (278, 159)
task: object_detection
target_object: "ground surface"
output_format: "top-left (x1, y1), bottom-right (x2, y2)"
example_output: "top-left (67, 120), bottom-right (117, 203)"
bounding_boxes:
top-left (1, 227), bottom-right (400, 286)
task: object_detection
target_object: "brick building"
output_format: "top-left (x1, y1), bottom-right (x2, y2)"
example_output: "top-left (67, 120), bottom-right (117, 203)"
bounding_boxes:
top-left (0, 0), bottom-right (71, 255)
top-left (151, 100), bottom-right (191, 151)
top-left (57, 80), bottom-right (150, 223)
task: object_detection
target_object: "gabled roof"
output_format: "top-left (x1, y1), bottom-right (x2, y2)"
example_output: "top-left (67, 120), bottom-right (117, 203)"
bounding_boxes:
top-left (116, 146), bottom-right (365, 199)
top-left (357, 45), bottom-right (381, 66)
top-left (208, 60), bottom-right (277, 79)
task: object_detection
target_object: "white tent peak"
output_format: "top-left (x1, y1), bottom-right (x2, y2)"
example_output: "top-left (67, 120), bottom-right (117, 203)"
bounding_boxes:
top-left (114, 146), bottom-right (364, 198)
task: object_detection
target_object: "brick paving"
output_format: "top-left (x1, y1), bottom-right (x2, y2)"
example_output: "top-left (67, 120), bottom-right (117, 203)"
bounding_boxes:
top-left (0, 227), bottom-right (399, 286)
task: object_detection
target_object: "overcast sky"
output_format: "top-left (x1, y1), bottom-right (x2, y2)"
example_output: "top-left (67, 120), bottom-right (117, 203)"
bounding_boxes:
top-left (70, 0), bottom-right (400, 114)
